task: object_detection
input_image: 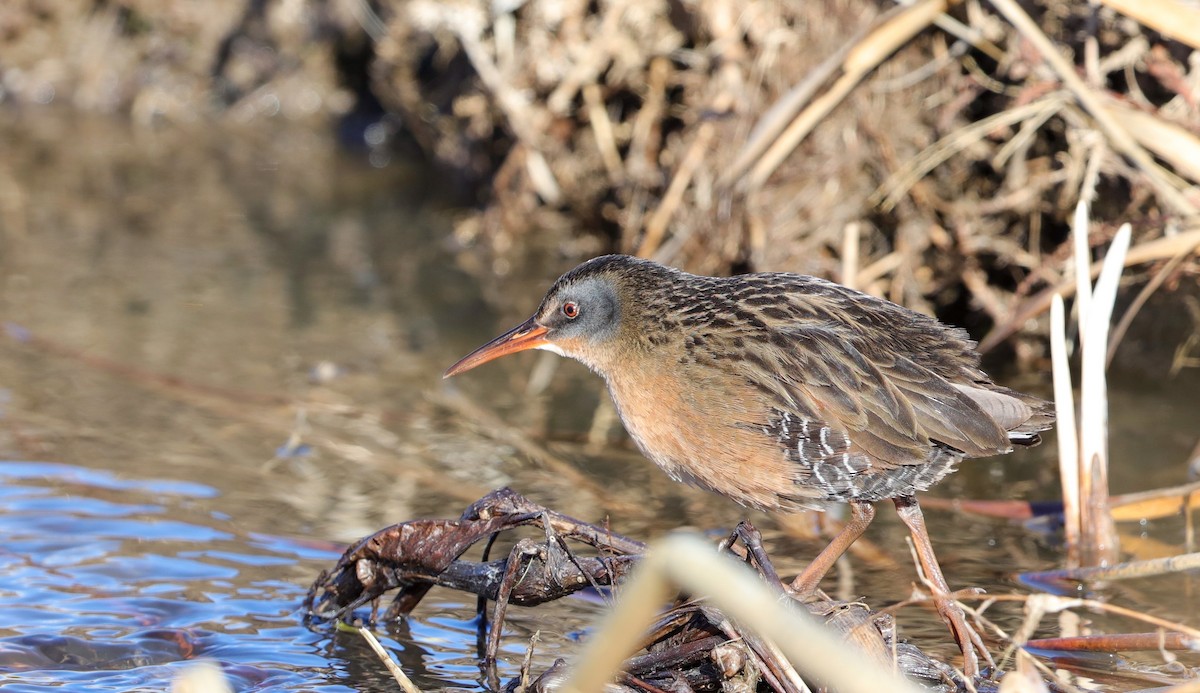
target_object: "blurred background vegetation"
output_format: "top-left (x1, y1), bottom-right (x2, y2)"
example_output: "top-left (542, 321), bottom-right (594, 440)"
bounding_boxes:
top-left (3, 0), bottom-right (1198, 379)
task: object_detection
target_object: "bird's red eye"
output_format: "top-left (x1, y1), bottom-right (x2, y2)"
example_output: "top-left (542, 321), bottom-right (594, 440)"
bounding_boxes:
top-left (562, 302), bottom-right (579, 319)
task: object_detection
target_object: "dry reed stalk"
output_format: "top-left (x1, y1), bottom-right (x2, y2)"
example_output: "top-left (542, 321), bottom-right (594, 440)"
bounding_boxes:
top-left (1023, 632), bottom-right (1198, 659)
top-left (1077, 221), bottom-right (1129, 566)
top-left (1111, 480), bottom-right (1200, 521)
top-left (1097, 0), bottom-right (1200, 50)
top-left (842, 222), bottom-right (861, 290)
top-left (1022, 552), bottom-right (1200, 586)
top-left (358, 626), bottom-right (424, 693)
top-left (1050, 295), bottom-right (1081, 558)
top-left (1049, 201), bottom-right (1129, 566)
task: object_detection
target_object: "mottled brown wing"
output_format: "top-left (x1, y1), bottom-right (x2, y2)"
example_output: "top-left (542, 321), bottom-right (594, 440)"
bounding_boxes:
top-left (776, 323), bottom-right (1017, 463)
top-left (668, 271), bottom-right (1041, 500)
top-left (697, 329), bottom-right (968, 504)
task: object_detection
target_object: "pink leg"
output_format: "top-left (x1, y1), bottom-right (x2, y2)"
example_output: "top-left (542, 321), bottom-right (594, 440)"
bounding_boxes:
top-left (789, 501), bottom-right (875, 596)
top-left (893, 495), bottom-right (992, 680)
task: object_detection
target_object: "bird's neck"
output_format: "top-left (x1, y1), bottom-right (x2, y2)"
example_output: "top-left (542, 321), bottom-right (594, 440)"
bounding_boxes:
top-left (564, 332), bottom-right (649, 379)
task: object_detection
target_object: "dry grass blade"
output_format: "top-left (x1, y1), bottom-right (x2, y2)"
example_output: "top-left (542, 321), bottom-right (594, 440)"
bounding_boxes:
top-left (1076, 223), bottom-right (1129, 565)
top-left (1111, 480), bottom-right (1200, 521)
top-left (1072, 202), bottom-right (1092, 341)
top-left (1049, 210), bottom-right (1131, 566)
top-left (986, 0), bottom-right (1199, 216)
top-left (842, 222), bottom-right (861, 290)
top-left (872, 95), bottom-right (1067, 211)
top-left (1023, 552), bottom-right (1200, 586)
top-left (1025, 632), bottom-right (1200, 653)
top-left (358, 626), bottom-right (423, 693)
top-left (1106, 100), bottom-right (1200, 183)
top-left (1097, 0), bottom-right (1200, 50)
top-left (561, 534), bottom-right (926, 693)
top-left (743, 0), bottom-right (947, 190)
top-left (1050, 295), bottom-right (1081, 557)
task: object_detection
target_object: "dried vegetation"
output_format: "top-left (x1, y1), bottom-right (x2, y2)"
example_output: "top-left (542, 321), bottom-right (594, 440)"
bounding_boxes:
top-left (368, 0), bottom-right (1200, 368)
top-left (3, 0), bottom-right (1198, 367)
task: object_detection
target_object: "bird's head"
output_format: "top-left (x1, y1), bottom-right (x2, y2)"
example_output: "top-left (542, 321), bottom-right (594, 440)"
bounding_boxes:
top-left (444, 255), bottom-right (663, 378)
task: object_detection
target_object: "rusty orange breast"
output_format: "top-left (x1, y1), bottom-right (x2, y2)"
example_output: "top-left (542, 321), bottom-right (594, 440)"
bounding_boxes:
top-left (603, 361), bottom-right (821, 512)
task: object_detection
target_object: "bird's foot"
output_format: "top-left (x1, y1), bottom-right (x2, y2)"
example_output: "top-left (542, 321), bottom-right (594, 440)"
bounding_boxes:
top-left (931, 591), bottom-right (992, 682)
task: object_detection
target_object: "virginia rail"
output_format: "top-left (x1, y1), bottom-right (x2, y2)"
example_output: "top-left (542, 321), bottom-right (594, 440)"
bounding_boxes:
top-left (446, 254), bottom-right (1054, 678)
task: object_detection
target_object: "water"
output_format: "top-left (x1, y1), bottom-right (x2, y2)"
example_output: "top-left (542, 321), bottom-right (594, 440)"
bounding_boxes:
top-left (0, 461), bottom-right (333, 690)
top-left (0, 109), bottom-right (1197, 690)
top-left (0, 460), bottom-right (594, 690)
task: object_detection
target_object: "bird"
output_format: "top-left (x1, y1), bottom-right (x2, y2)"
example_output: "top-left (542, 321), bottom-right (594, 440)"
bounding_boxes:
top-left (445, 254), bottom-right (1054, 678)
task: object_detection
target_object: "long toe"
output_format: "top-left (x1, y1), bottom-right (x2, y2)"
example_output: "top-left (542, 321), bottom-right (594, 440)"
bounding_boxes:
top-left (934, 596), bottom-right (991, 681)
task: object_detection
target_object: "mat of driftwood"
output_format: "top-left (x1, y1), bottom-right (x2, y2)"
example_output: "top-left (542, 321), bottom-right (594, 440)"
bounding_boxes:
top-left (306, 488), bottom-right (996, 692)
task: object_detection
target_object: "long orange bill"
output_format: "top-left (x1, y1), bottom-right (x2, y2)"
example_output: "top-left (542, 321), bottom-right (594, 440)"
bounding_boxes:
top-left (444, 317), bottom-right (549, 378)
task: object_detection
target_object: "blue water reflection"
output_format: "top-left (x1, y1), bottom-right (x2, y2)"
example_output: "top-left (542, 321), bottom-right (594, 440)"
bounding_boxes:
top-left (0, 460), bottom-right (504, 691)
